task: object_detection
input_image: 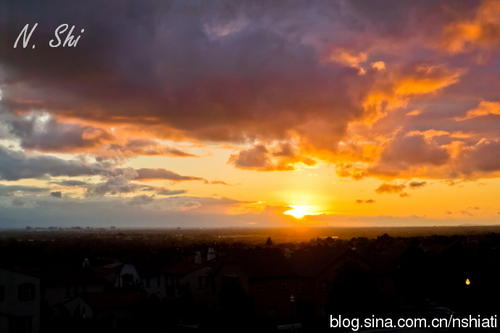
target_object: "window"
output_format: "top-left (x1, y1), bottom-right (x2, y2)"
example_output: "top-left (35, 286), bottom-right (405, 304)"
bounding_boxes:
top-left (198, 276), bottom-right (208, 289)
top-left (9, 316), bottom-right (32, 333)
top-left (18, 283), bottom-right (35, 302)
top-left (166, 276), bottom-right (176, 296)
top-left (121, 274), bottom-right (134, 288)
top-left (0, 285), bottom-right (5, 302)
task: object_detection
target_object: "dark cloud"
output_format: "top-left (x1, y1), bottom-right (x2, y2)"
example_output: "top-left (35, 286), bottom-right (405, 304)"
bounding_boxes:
top-left (409, 181), bottom-right (427, 188)
top-left (375, 183), bottom-right (405, 194)
top-left (134, 168), bottom-right (204, 181)
top-left (0, 146), bottom-right (207, 189)
top-left (0, 195), bottom-right (253, 228)
top-left (229, 143), bottom-right (315, 171)
top-left (2, 112), bottom-right (196, 157)
top-left (380, 134), bottom-right (449, 167)
top-left (156, 189), bottom-right (186, 196)
top-left (0, 145), bottom-right (103, 180)
top-left (86, 170), bottom-right (151, 197)
top-left (440, 0), bottom-right (500, 53)
top-left (0, 184), bottom-right (48, 196)
top-left (51, 180), bottom-right (89, 187)
top-left (229, 145), bottom-right (272, 170)
top-left (50, 191), bottom-right (62, 198)
top-left (128, 195), bottom-right (154, 206)
top-left (6, 112), bottom-right (111, 152)
top-left (369, 134), bottom-right (450, 177)
top-left (0, 0), bottom-right (389, 151)
top-left (205, 180), bottom-right (230, 185)
top-left (355, 199), bottom-right (375, 204)
top-left (85, 169), bottom-right (189, 197)
top-left (458, 139), bottom-right (500, 175)
top-left (1, 0), bottom-right (499, 186)
top-left (11, 198), bottom-right (31, 207)
top-left (106, 139), bottom-right (196, 158)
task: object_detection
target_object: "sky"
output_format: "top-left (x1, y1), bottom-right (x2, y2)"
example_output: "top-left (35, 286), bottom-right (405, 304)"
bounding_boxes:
top-left (0, 0), bottom-right (500, 228)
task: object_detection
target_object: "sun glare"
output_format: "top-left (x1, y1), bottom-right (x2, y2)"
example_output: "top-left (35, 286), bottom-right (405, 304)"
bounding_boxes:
top-left (284, 205), bottom-right (321, 219)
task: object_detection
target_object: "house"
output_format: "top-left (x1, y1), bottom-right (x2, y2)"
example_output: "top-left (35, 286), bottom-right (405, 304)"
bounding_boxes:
top-left (59, 290), bottom-right (150, 332)
top-left (0, 268), bottom-right (40, 333)
top-left (40, 265), bottom-right (110, 307)
top-left (212, 247), bottom-right (374, 322)
top-left (291, 247), bottom-right (373, 317)
top-left (93, 262), bottom-right (142, 289)
top-left (162, 251), bottom-right (216, 303)
top-left (139, 264), bottom-right (166, 299)
top-left (213, 250), bottom-right (302, 321)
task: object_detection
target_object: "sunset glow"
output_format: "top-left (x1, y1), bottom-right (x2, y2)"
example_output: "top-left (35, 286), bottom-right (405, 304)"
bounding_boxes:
top-left (284, 205), bottom-right (322, 220)
top-left (1, 0), bottom-right (500, 228)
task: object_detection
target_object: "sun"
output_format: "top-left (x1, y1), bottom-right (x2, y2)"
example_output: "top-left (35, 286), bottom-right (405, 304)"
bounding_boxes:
top-left (284, 205), bottom-right (321, 219)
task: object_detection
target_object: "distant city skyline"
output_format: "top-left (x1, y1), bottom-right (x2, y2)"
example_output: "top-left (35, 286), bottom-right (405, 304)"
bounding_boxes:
top-left (1, 0), bottom-right (500, 228)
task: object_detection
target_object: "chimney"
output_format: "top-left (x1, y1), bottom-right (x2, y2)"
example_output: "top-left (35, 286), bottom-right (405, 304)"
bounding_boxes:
top-left (194, 251), bottom-right (202, 264)
top-left (207, 247), bottom-right (216, 261)
top-left (82, 258), bottom-right (90, 268)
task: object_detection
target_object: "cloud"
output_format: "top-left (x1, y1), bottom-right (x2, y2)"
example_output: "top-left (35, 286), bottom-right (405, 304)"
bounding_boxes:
top-left (371, 61), bottom-right (386, 71)
top-left (10, 198), bottom-right (35, 208)
top-left (156, 189), bottom-right (187, 196)
top-left (369, 133), bottom-right (450, 176)
top-left (441, 0), bottom-right (500, 53)
top-left (205, 180), bottom-right (230, 185)
top-left (51, 180), bottom-right (89, 187)
top-left (229, 143), bottom-right (315, 171)
top-left (0, 145), bottom-right (213, 201)
top-left (409, 181), bottom-right (427, 188)
top-left (0, 0), bottom-right (499, 186)
top-left (0, 145), bottom-right (103, 181)
top-left (375, 183), bottom-right (405, 194)
top-left (86, 174), bottom-right (151, 197)
top-left (361, 64), bottom-right (463, 122)
top-left (6, 112), bottom-right (111, 153)
top-left (0, 184), bottom-right (48, 196)
top-left (133, 168), bottom-right (204, 181)
top-left (0, 195), bottom-right (258, 228)
top-left (0, 145), bottom-right (208, 188)
top-left (392, 65), bottom-right (462, 96)
top-left (4, 0), bottom-right (468, 160)
top-left (455, 101), bottom-right (500, 121)
top-left (406, 109), bottom-right (422, 116)
top-left (85, 168), bottom-right (190, 197)
top-left (128, 195), bottom-right (154, 206)
top-left (326, 48), bottom-right (368, 74)
top-left (356, 199), bottom-right (375, 204)
top-left (1, 0), bottom-right (371, 151)
top-left (50, 191), bottom-right (62, 198)
top-left (458, 139), bottom-right (500, 175)
top-left (104, 139), bottom-right (196, 158)
top-left (2, 112), bottom-right (196, 157)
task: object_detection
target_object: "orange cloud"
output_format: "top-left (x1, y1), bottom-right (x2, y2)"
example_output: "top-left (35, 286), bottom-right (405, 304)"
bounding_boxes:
top-left (393, 65), bottom-right (462, 96)
top-left (455, 101), bottom-right (500, 121)
top-left (4, 112), bottom-right (196, 158)
top-left (1, 0), bottom-right (499, 187)
top-left (441, 0), bottom-right (500, 53)
top-left (362, 64), bottom-right (463, 122)
top-left (325, 48), bottom-right (368, 75)
top-left (406, 109), bottom-right (422, 116)
top-left (229, 142), bottom-right (316, 171)
top-left (375, 183), bottom-right (405, 194)
top-left (356, 199), bottom-right (375, 204)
